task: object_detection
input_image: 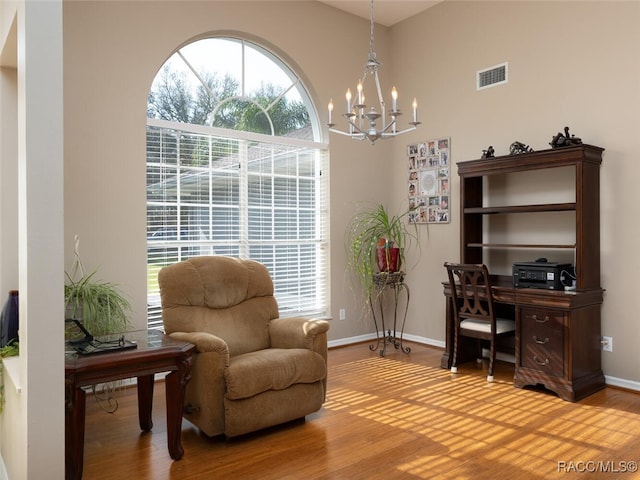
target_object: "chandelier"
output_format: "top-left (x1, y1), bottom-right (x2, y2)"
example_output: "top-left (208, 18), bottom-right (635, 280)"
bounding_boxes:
top-left (327, 0), bottom-right (420, 145)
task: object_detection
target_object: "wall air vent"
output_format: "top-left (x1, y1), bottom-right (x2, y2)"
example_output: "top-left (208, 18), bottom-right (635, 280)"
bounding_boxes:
top-left (477, 62), bottom-right (508, 91)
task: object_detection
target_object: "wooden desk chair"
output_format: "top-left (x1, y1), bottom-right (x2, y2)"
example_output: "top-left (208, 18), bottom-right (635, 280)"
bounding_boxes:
top-left (444, 262), bottom-right (515, 382)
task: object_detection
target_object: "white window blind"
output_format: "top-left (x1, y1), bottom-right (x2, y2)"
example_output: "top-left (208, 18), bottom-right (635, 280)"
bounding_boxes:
top-left (146, 120), bottom-right (329, 328)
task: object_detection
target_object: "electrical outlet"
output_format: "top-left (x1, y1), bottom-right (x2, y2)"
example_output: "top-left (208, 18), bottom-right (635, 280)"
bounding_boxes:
top-left (602, 336), bottom-right (613, 352)
top-left (339, 309), bottom-right (346, 320)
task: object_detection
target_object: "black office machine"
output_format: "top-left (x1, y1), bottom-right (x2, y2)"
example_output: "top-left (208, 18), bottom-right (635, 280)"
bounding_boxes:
top-left (512, 261), bottom-right (574, 290)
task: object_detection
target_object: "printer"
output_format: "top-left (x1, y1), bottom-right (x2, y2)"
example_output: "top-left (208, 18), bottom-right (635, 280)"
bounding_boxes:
top-left (512, 260), bottom-right (575, 290)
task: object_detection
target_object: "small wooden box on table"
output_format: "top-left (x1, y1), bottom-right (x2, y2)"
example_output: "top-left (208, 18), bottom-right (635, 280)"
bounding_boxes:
top-left (65, 329), bottom-right (194, 480)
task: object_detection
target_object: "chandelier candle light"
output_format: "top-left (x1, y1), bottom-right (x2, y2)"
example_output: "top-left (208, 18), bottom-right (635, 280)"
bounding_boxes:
top-left (327, 0), bottom-right (420, 144)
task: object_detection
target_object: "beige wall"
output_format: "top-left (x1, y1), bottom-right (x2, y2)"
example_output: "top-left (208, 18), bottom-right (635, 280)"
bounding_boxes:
top-left (391, 1), bottom-right (640, 384)
top-left (62, 0), bottom-right (391, 343)
top-left (61, 0), bottom-right (640, 384)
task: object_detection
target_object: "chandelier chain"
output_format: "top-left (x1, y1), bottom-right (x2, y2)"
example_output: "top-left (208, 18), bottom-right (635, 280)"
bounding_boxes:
top-left (369, 0), bottom-right (376, 62)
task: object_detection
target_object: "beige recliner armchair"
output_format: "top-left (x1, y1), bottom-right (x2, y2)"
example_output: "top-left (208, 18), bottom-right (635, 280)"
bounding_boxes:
top-left (158, 256), bottom-right (330, 438)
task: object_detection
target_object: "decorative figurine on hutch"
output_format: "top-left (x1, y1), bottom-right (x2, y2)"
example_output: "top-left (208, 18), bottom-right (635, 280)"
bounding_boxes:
top-left (509, 141), bottom-right (534, 155)
top-left (550, 126), bottom-right (583, 148)
top-left (481, 146), bottom-right (495, 159)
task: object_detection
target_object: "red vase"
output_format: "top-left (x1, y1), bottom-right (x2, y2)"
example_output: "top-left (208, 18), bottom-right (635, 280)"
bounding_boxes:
top-left (376, 247), bottom-right (401, 273)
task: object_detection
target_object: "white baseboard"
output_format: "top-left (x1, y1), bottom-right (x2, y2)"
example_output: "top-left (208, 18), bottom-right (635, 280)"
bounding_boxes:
top-left (328, 333), bottom-right (445, 350)
top-left (328, 333), bottom-right (377, 348)
top-left (603, 375), bottom-right (640, 392)
top-left (401, 333), bottom-right (445, 349)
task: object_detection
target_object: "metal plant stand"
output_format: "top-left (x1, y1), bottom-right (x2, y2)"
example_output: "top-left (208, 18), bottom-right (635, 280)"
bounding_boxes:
top-left (368, 272), bottom-right (411, 357)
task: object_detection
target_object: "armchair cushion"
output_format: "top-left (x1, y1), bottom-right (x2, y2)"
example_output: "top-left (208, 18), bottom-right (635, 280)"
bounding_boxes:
top-left (460, 318), bottom-right (515, 335)
top-left (225, 348), bottom-right (326, 400)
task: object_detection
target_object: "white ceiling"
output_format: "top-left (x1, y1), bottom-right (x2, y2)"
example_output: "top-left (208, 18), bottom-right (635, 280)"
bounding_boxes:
top-left (318, 1), bottom-right (440, 27)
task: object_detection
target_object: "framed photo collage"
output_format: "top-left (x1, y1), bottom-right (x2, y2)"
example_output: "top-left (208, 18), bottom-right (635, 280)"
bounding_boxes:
top-left (407, 138), bottom-right (450, 224)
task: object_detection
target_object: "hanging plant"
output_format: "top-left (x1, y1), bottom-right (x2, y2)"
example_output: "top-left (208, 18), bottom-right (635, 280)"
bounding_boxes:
top-left (64, 235), bottom-right (131, 336)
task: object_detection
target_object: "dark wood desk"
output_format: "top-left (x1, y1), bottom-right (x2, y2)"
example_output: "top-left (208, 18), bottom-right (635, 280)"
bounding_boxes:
top-left (442, 277), bottom-right (605, 402)
top-left (65, 329), bottom-right (194, 480)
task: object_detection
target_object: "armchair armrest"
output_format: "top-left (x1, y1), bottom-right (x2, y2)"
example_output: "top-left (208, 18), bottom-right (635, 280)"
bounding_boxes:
top-left (269, 317), bottom-right (329, 352)
top-left (168, 331), bottom-right (230, 358)
top-left (167, 331), bottom-right (229, 429)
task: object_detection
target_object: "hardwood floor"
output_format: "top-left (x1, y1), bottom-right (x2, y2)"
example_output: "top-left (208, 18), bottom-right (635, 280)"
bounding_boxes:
top-left (82, 342), bottom-right (640, 479)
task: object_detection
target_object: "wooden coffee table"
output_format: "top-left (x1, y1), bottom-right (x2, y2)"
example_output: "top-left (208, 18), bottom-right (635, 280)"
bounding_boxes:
top-left (65, 329), bottom-right (194, 480)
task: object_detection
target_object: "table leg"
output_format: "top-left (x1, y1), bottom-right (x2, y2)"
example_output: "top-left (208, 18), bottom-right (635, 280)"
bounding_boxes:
top-left (377, 293), bottom-right (388, 357)
top-left (368, 294), bottom-right (382, 354)
top-left (65, 381), bottom-right (86, 480)
top-left (137, 374), bottom-right (155, 431)
top-left (165, 355), bottom-right (192, 460)
top-left (394, 283), bottom-right (411, 354)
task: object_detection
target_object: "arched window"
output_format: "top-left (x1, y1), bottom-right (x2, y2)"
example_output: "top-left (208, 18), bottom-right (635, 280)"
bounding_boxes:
top-left (146, 37), bottom-right (329, 327)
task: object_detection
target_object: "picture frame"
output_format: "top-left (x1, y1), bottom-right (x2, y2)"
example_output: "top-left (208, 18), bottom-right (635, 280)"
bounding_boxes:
top-left (407, 137), bottom-right (450, 224)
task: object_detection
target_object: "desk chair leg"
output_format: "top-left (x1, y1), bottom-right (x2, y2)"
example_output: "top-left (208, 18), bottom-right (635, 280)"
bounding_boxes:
top-left (475, 339), bottom-right (483, 363)
top-left (451, 328), bottom-right (459, 374)
top-left (487, 342), bottom-right (496, 382)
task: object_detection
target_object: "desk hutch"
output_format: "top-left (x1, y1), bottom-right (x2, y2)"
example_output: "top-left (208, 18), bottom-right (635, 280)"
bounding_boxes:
top-left (442, 144), bottom-right (605, 401)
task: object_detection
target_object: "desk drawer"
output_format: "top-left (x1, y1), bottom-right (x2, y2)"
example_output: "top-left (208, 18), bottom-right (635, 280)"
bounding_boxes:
top-left (520, 307), bottom-right (564, 376)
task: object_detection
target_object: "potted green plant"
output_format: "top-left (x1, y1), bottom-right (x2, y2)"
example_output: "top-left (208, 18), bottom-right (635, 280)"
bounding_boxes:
top-left (346, 203), bottom-right (419, 300)
top-left (65, 236), bottom-right (131, 337)
top-left (0, 341), bottom-right (19, 414)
